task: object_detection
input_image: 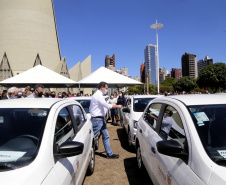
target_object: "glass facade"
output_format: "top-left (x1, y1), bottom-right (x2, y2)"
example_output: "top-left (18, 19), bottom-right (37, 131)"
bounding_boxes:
top-left (144, 44), bottom-right (157, 85)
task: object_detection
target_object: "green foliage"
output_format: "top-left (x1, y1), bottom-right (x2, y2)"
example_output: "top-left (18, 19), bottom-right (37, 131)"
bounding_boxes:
top-left (173, 76), bottom-right (197, 92)
top-left (197, 63), bottom-right (226, 93)
top-left (161, 77), bottom-right (176, 86)
top-left (127, 84), bottom-right (157, 95)
top-left (160, 85), bottom-right (174, 93)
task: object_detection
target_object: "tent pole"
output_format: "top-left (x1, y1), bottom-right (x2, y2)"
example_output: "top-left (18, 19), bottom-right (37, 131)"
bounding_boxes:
top-left (79, 83), bottom-right (80, 93)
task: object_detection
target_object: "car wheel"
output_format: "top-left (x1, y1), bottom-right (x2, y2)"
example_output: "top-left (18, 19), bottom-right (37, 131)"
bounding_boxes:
top-left (128, 129), bottom-right (132, 146)
top-left (87, 145), bottom-right (95, 175)
top-left (136, 144), bottom-right (144, 171)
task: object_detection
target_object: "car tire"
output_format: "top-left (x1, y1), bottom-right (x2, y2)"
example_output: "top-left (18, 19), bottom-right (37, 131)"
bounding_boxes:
top-left (128, 129), bottom-right (132, 146)
top-left (136, 144), bottom-right (144, 171)
top-left (87, 145), bottom-right (95, 175)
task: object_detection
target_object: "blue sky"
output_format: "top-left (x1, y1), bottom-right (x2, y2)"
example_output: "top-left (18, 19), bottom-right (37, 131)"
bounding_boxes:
top-left (53, 0), bottom-right (226, 78)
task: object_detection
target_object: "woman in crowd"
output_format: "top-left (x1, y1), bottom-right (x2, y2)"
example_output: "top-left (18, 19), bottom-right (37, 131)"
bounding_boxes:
top-left (108, 94), bottom-right (117, 125)
top-left (116, 91), bottom-right (126, 127)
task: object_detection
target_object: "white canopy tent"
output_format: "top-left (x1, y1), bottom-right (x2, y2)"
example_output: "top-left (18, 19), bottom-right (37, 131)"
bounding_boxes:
top-left (79, 67), bottom-right (143, 88)
top-left (0, 65), bottom-right (78, 88)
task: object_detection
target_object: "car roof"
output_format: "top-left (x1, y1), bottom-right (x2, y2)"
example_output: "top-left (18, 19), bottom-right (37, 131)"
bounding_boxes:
top-left (70, 97), bottom-right (91, 100)
top-left (131, 95), bottom-right (164, 99)
top-left (0, 98), bottom-right (77, 108)
top-left (153, 94), bottom-right (226, 106)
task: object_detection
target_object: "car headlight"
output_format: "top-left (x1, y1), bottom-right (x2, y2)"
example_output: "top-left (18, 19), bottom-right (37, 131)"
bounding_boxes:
top-left (133, 121), bottom-right (138, 129)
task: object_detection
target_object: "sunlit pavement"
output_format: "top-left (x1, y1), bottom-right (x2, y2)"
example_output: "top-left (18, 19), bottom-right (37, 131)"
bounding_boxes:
top-left (83, 120), bottom-right (153, 185)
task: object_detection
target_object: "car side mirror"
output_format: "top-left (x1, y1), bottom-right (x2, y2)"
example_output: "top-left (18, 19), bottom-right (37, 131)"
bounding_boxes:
top-left (156, 140), bottom-right (188, 159)
top-left (122, 107), bottom-right (130, 113)
top-left (54, 141), bottom-right (84, 158)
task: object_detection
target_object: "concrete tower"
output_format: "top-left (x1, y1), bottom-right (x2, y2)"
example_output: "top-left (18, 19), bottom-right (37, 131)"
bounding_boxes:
top-left (0, 0), bottom-right (61, 76)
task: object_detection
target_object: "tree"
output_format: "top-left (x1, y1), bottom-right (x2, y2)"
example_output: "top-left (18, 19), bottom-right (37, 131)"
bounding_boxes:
top-left (127, 84), bottom-right (156, 95)
top-left (161, 77), bottom-right (176, 86)
top-left (197, 63), bottom-right (226, 92)
top-left (160, 85), bottom-right (174, 93)
top-left (173, 76), bottom-right (197, 92)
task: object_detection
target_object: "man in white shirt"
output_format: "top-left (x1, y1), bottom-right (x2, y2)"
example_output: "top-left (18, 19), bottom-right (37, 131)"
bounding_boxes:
top-left (89, 82), bottom-right (122, 159)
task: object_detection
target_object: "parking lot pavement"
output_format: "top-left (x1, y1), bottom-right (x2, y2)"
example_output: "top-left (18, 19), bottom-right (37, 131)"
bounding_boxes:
top-left (83, 121), bottom-right (153, 185)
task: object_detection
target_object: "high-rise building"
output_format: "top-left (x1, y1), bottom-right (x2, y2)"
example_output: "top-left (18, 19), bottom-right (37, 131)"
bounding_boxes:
top-left (181, 52), bottom-right (197, 78)
top-left (120, 67), bottom-right (128, 76)
top-left (144, 44), bottom-right (157, 84)
top-left (105, 54), bottom-right (115, 71)
top-left (159, 67), bottom-right (168, 76)
top-left (140, 62), bottom-right (145, 83)
top-left (197, 56), bottom-right (213, 75)
top-left (159, 72), bottom-right (165, 84)
top-left (171, 68), bottom-right (182, 81)
top-left (0, 0), bottom-right (92, 93)
top-left (0, 0), bottom-right (61, 77)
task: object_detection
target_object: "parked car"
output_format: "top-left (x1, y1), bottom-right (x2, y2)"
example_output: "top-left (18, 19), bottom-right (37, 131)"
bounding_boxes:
top-left (122, 95), bottom-right (163, 146)
top-left (136, 94), bottom-right (226, 185)
top-left (0, 98), bottom-right (95, 185)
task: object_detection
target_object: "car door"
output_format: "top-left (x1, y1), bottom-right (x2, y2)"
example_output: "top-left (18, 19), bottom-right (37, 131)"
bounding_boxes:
top-left (152, 104), bottom-right (191, 185)
top-left (123, 98), bottom-right (131, 132)
top-left (52, 106), bottom-right (79, 185)
top-left (70, 104), bottom-right (93, 185)
top-left (138, 103), bottom-right (163, 183)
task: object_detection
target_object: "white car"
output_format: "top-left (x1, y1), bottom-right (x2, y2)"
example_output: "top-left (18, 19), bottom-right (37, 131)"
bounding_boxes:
top-left (0, 98), bottom-right (95, 185)
top-left (136, 95), bottom-right (226, 185)
top-left (122, 95), bottom-right (163, 146)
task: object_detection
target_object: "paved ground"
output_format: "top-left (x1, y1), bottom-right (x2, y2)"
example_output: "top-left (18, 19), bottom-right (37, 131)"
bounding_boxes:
top-left (83, 121), bottom-right (153, 185)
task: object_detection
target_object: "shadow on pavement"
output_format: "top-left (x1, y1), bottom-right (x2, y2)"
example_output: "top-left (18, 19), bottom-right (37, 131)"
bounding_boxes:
top-left (124, 157), bottom-right (153, 185)
top-left (116, 127), bottom-right (136, 153)
top-left (95, 151), bottom-right (107, 158)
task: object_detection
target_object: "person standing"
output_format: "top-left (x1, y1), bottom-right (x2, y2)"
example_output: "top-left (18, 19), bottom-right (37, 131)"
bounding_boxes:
top-left (2, 87), bottom-right (18, 99)
top-left (17, 88), bottom-right (24, 98)
top-left (89, 81), bottom-right (122, 159)
top-left (24, 86), bottom-right (32, 97)
top-left (108, 94), bottom-right (117, 125)
top-left (116, 91), bottom-right (126, 127)
top-left (26, 84), bottom-right (44, 98)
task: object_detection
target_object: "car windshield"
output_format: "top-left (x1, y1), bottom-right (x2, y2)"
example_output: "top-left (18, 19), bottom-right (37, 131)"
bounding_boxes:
top-left (133, 98), bottom-right (155, 112)
top-left (0, 108), bottom-right (49, 171)
top-left (188, 104), bottom-right (226, 165)
top-left (76, 100), bottom-right (91, 113)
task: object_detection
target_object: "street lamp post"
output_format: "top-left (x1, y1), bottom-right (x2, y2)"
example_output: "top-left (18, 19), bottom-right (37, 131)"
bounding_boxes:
top-left (150, 20), bottom-right (163, 94)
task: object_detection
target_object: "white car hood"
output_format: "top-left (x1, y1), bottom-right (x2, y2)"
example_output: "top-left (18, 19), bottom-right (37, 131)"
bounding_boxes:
top-left (208, 165), bottom-right (226, 185)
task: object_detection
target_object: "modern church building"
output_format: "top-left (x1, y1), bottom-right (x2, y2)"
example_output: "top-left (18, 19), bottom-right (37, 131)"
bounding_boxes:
top-left (144, 44), bottom-right (157, 85)
top-left (0, 0), bottom-right (91, 94)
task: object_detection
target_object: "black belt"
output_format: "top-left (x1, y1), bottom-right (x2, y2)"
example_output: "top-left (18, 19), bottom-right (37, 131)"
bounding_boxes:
top-left (91, 116), bottom-right (104, 119)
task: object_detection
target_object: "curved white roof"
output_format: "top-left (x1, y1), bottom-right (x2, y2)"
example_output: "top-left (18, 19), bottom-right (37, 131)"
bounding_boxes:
top-left (78, 67), bottom-right (142, 88)
top-left (156, 94), bottom-right (226, 106)
top-left (0, 65), bottom-right (78, 88)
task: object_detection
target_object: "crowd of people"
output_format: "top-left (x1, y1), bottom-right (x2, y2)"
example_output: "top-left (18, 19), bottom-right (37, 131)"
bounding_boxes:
top-left (0, 85), bottom-right (92, 100)
top-left (0, 84), bottom-right (130, 128)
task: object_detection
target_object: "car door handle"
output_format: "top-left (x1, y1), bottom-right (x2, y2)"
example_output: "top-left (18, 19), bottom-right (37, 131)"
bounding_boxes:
top-left (89, 129), bottom-right (91, 134)
top-left (140, 129), bottom-right (142, 133)
top-left (151, 147), bottom-right (156, 154)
